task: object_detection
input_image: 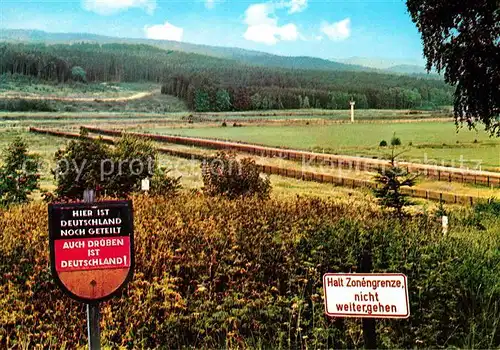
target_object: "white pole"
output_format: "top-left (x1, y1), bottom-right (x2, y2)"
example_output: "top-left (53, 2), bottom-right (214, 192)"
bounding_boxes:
top-left (442, 215), bottom-right (449, 235)
top-left (350, 101), bottom-right (356, 123)
top-left (141, 178), bottom-right (150, 192)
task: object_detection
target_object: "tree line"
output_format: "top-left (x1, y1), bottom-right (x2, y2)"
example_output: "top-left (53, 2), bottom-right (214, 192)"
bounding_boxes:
top-left (0, 42), bottom-right (454, 111)
top-left (162, 73), bottom-right (452, 111)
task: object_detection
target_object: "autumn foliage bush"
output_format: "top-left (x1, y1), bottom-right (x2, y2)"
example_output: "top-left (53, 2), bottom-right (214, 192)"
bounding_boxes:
top-left (1, 195), bottom-right (499, 348)
top-left (201, 152), bottom-right (271, 199)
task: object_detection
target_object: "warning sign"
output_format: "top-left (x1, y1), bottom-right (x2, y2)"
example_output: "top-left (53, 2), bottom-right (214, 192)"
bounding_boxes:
top-left (323, 273), bottom-right (410, 319)
top-left (49, 201), bottom-right (134, 303)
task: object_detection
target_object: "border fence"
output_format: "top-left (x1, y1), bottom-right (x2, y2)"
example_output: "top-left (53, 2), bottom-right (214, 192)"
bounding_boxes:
top-left (80, 126), bottom-right (500, 188)
top-left (30, 127), bottom-right (488, 206)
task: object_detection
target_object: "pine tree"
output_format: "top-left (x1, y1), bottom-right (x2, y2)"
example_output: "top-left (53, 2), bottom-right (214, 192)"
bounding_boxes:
top-left (373, 148), bottom-right (417, 220)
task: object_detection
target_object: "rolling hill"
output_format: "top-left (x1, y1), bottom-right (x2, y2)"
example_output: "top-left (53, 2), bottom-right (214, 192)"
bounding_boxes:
top-left (335, 56), bottom-right (431, 75)
top-left (0, 28), bottom-right (378, 73)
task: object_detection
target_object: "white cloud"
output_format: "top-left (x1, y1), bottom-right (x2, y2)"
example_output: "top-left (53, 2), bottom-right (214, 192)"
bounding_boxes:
top-left (205, 0), bottom-right (215, 9)
top-left (321, 18), bottom-right (351, 41)
top-left (243, 3), bottom-right (299, 45)
top-left (287, 0), bottom-right (307, 14)
top-left (144, 21), bottom-right (184, 41)
top-left (244, 3), bottom-right (276, 27)
top-left (82, 0), bottom-right (156, 15)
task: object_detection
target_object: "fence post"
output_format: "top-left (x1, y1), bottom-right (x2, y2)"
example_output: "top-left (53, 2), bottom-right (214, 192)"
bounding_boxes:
top-left (360, 249), bottom-right (377, 349)
top-left (83, 189), bottom-right (101, 350)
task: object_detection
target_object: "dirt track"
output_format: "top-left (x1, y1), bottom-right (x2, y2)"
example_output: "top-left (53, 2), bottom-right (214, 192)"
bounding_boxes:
top-left (80, 126), bottom-right (500, 187)
top-left (0, 91), bottom-right (156, 102)
top-left (28, 126), bottom-right (490, 205)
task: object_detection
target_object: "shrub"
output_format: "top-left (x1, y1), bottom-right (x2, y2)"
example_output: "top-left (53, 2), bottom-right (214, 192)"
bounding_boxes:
top-left (0, 138), bottom-right (40, 206)
top-left (53, 134), bottom-right (110, 200)
top-left (379, 140), bottom-right (388, 147)
top-left (0, 196), bottom-right (499, 348)
top-left (104, 135), bottom-right (156, 197)
top-left (149, 167), bottom-right (182, 197)
top-left (0, 99), bottom-right (56, 112)
top-left (474, 198), bottom-right (500, 216)
top-left (52, 133), bottom-right (180, 200)
top-left (201, 152), bottom-right (271, 199)
top-left (391, 133), bottom-right (402, 146)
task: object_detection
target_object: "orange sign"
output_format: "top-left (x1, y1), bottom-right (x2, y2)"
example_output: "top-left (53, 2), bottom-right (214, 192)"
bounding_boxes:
top-left (49, 201), bottom-right (134, 303)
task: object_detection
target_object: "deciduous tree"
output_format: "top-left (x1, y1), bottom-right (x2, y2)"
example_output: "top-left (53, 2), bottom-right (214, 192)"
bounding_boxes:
top-left (406, 0), bottom-right (500, 134)
top-left (0, 138), bottom-right (40, 206)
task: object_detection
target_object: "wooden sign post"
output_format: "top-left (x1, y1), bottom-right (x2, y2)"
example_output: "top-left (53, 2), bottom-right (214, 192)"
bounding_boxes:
top-left (48, 192), bottom-right (134, 349)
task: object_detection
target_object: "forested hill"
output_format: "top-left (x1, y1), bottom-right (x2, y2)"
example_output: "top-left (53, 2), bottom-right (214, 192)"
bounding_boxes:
top-left (0, 42), bottom-right (454, 111)
top-left (0, 29), bottom-right (377, 73)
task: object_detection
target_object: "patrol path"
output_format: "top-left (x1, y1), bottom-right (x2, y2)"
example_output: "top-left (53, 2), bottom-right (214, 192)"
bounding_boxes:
top-left (30, 127), bottom-right (490, 205)
top-left (81, 126), bottom-right (500, 188)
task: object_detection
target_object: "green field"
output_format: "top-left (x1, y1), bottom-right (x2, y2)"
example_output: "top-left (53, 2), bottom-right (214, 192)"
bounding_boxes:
top-left (146, 122), bottom-right (500, 170)
top-left (3, 112), bottom-right (500, 201)
top-left (191, 108), bottom-right (452, 121)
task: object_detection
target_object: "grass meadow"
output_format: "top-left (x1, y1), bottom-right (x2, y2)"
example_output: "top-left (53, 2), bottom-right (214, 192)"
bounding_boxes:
top-left (191, 108), bottom-right (452, 121)
top-left (2, 195), bottom-right (500, 348)
top-left (145, 122), bottom-right (500, 170)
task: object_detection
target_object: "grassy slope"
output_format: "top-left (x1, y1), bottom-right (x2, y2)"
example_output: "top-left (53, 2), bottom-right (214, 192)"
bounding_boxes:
top-left (0, 92), bottom-right (188, 114)
top-left (0, 78), bottom-right (188, 113)
top-left (0, 81), bottom-right (158, 99)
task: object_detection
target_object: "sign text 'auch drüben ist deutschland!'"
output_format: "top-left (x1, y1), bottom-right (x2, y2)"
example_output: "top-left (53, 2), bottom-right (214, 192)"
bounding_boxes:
top-left (49, 200), bottom-right (134, 303)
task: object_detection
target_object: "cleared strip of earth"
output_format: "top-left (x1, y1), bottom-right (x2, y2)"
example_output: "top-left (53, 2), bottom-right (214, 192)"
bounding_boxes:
top-left (80, 126), bottom-right (500, 188)
top-left (29, 127), bottom-right (486, 205)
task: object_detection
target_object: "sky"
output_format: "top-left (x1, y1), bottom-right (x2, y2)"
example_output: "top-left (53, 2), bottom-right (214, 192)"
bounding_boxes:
top-left (0, 0), bottom-right (427, 64)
